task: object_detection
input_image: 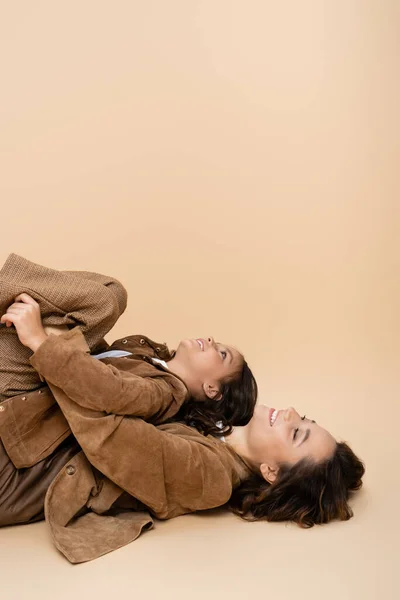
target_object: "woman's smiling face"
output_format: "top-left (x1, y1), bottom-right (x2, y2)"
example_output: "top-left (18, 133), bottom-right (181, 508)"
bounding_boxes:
top-left (245, 405), bottom-right (336, 476)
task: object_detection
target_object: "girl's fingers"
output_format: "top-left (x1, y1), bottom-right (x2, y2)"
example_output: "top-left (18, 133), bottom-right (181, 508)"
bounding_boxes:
top-left (14, 293), bottom-right (38, 305)
top-left (0, 313), bottom-right (15, 325)
top-left (2, 308), bottom-right (24, 318)
top-left (6, 303), bottom-right (27, 312)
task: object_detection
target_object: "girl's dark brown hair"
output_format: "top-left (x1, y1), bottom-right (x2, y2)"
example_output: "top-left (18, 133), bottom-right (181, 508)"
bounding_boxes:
top-left (174, 360), bottom-right (258, 436)
top-left (229, 442), bottom-right (365, 527)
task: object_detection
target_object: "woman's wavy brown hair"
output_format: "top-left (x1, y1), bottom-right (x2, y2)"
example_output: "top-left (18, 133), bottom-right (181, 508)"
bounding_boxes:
top-left (229, 441), bottom-right (365, 527)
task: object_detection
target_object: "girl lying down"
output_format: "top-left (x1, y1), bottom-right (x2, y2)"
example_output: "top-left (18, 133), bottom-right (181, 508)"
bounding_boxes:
top-left (0, 292), bottom-right (364, 563)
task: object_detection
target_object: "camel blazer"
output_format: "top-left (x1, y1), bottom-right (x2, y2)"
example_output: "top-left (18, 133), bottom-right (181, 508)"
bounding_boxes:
top-left (0, 252), bottom-right (128, 398)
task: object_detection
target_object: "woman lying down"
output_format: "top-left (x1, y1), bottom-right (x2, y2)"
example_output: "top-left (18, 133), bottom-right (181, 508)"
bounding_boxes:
top-left (0, 294), bottom-right (364, 564)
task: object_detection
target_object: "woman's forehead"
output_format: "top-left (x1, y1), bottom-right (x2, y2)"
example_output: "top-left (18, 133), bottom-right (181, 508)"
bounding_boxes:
top-left (307, 425), bottom-right (336, 460)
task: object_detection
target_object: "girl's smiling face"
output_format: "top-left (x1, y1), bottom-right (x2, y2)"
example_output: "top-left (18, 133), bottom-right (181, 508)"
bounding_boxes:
top-left (172, 337), bottom-right (243, 400)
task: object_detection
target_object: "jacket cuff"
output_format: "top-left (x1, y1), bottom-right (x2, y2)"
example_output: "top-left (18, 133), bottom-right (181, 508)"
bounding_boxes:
top-left (30, 327), bottom-right (90, 377)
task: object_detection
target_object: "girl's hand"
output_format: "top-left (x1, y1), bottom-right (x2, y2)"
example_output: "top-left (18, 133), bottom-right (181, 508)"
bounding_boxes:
top-left (0, 293), bottom-right (48, 352)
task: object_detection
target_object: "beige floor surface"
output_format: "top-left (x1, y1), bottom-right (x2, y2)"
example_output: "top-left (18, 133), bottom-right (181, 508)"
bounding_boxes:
top-left (1, 361), bottom-right (398, 600)
top-left (1, 1), bottom-right (399, 599)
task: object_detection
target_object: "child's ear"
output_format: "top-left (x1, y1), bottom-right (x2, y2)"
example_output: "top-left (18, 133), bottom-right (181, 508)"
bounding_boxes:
top-left (202, 382), bottom-right (222, 401)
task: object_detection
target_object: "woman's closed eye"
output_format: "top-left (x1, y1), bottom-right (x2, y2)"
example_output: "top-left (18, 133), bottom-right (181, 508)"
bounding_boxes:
top-left (293, 417), bottom-right (306, 440)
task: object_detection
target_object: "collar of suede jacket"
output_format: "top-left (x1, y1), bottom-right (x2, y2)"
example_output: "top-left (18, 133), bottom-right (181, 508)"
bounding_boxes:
top-left (107, 334), bottom-right (174, 362)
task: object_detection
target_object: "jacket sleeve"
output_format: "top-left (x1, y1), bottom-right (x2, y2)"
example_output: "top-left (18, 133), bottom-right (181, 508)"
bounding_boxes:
top-left (45, 378), bottom-right (234, 518)
top-left (30, 328), bottom-right (186, 422)
top-left (0, 253), bottom-right (127, 349)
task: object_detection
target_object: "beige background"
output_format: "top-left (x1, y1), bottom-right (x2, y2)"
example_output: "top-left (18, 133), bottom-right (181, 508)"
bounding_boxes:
top-left (0, 1), bottom-right (399, 598)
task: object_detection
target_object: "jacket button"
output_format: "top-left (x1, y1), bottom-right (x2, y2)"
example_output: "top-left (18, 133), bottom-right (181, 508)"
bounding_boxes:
top-left (0, 406), bottom-right (5, 412)
top-left (139, 338), bottom-right (146, 345)
top-left (66, 465), bottom-right (76, 475)
top-left (38, 389), bottom-right (43, 394)
top-left (21, 396), bottom-right (27, 401)
top-left (121, 339), bottom-right (128, 344)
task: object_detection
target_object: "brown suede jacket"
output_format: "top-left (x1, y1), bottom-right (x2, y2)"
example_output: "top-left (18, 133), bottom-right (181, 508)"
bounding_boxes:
top-left (0, 329), bottom-right (251, 563)
top-left (0, 332), bottom-right (188, 469)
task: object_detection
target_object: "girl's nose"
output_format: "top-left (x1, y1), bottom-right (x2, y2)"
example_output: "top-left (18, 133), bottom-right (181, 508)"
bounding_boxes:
top-left (207, 337), bottom-right (215, 347)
